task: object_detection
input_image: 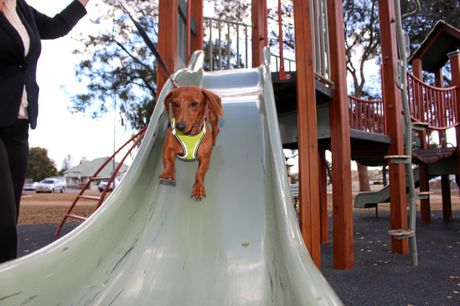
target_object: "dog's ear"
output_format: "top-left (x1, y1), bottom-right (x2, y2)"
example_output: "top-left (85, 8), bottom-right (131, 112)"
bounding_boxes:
top-left (202, 89), bottom-right (224, 117)
top-left (164, 91), bottom-right (173, 116)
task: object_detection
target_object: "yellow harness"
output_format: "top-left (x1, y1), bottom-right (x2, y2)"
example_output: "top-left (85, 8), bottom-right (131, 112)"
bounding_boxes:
top-left (171, 118), bottom-right (206, 160)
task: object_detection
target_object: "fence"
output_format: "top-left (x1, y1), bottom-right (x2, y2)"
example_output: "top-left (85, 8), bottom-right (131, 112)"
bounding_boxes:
top-left (348, 96), bottom-right (386, 134)
top-left (407, 72), bottom-right (458, 131)
top-left (202, 0), bottom-right (332, 84)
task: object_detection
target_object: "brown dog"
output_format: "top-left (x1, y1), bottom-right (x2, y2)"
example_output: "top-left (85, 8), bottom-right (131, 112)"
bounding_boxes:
top-left (159, 86), bottom-right (224, 200)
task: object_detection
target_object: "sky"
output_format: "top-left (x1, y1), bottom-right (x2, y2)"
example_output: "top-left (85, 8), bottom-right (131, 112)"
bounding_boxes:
top-left (27, 1), bottom-right (132, 170)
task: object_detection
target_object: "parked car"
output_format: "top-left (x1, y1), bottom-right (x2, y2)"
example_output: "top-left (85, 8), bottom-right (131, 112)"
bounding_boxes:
top-left (35, 178), bottom-right (66, 193)
top-left (23, 180), bottom-right (38, 191)
top-left (98, 178), bottom-right (120, 192)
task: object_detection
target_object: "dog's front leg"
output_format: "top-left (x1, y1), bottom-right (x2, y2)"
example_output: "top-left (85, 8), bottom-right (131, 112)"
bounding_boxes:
top-left (159, 130), bottom-right (179, 183)
top-left (192, 156), bottom-right (210, 200)
top-left (208, 113), bottom-right (220, 146)
top-left (192, 137), bottom-right (213, 200)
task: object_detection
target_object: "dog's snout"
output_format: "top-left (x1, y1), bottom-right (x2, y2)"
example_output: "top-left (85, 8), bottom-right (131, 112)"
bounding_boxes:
top-left (175, 121), bottom-right (187, 131)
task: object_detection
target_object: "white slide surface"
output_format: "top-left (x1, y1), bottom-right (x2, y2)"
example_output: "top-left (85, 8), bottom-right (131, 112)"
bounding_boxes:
top-left (0, 51), bottom-right (342, 305)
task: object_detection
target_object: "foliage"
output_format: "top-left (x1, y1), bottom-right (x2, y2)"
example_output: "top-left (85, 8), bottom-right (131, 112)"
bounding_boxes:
top-left (73, 0), bottom-right (251, 130)
top-left (60, 154), bottom-right (73, 174)
top-left (401, 0), bottom-right (460, 55)
top-left (207, 0), bottom-right (250, 21)
top-left (335, 0), bottom-right (459, 97)
top-left (203, 0), bottom-right (251, 69)
top-left (267, 0), bottom-right (295, 52)
top-left (71, 0), bottom-right (459, 129)
top-left (26, 147), bottom-right (58, 182)
top-left (72, 0), bottom-right (158, 130)
top-left (203, 40), bottom-right (246, 71)
top-left (343, 0), bottom-right (381, 99)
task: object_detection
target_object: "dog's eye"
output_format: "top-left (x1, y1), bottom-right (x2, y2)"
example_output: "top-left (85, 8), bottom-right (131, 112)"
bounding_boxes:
top-left (172, 101), bottom-right (180, 108)
top-left (190, 101), bottom-right (199, 108)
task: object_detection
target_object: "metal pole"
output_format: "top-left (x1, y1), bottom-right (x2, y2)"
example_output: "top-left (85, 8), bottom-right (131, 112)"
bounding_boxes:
top-left (186, 0), bottom-right (191, 63)
top-left (277, 0), bottom-right (286, 80)
top-left (394, 0), bottom-right (418, 266)
top-left (113, 84), bottom-right (116, 181)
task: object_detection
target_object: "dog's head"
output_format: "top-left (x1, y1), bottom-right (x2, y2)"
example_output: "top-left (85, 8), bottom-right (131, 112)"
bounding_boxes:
top-left (164, 86), bottom-right (223, 135)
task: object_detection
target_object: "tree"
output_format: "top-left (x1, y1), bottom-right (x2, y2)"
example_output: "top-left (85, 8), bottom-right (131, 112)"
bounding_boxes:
top-left (71, 1), bottom-right (458, 131)
top-left (401, 0), bottom-right (460, 56)
top-left (26, 147), bottom-right (58, 182)
top-left (203, 0), bottom-right (251, 70)
top-left (72, 0), bottom-right (158, 130)
top-left (72, 0), bottom-right (251, 130)
top-left (344, 0), bottom-right (381, 99)
top-left (207, 0), bottom-right (250, 21)
top-left (267, 0), bottom-right (295, 54)
top-left (60, 154), bottom-right (73, 174)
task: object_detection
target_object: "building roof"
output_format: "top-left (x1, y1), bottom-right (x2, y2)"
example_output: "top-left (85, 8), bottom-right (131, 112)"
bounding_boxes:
top-left (409, 20), bottom-right (460, 72)
top-left (64, 157), bottom-right (129, 178)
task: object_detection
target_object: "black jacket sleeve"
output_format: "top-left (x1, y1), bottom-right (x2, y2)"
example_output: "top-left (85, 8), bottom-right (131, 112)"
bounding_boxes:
top-left (31, 1), bottom-right (87, 39)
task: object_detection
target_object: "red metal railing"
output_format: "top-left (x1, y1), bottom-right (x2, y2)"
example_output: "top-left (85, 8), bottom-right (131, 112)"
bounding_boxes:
top-left (348, 95), bottom-right (386, 134)
top-left (407, 72), bottom-right (458, 130)
top-left (55, 127), bottom-right (147, 236)
top-left (349, 73), bottom-right (458, 135)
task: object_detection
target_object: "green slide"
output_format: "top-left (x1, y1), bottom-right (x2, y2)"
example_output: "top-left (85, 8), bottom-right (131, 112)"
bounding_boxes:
top-left (0, 50), bottom-right (341, 305)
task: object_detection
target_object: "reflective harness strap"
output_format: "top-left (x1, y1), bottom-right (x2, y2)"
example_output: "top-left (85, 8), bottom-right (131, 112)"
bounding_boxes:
top-left (171, 118), bottom-right (206, 160)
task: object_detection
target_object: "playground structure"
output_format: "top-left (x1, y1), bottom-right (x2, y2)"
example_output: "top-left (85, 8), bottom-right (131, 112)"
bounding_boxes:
top-left (0, 50), bottom-right (342, 305)
top-left (154, 0), bottom-right (460, 270)
top-left (55, 0), bottom-right (459, 269)
top-left (0, 0), bottom-right (460, 303)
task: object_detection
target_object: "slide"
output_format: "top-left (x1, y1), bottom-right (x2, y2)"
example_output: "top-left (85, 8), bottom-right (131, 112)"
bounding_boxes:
top-left (0, 50), bottom-right (341, 305)
top-left (354, 167), bottom-right (421, 208)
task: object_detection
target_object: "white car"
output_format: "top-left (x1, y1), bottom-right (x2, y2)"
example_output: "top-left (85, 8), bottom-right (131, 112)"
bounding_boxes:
top-left (35, 178), bottom-right (66, 193)
top-left (23, 181), bottom-right (38, 191)
top-left (98, 178), bottom-right (120, 192)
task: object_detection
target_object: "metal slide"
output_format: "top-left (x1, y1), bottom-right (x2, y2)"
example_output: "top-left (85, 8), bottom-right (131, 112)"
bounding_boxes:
top-left (354, 167), bottom-right (421, 209)
top-left (0, 50), bottom-right (341, 305)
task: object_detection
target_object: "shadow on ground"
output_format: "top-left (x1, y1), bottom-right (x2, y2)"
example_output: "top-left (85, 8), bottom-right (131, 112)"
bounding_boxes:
top-left (321, 210), bottom-right (460, 306)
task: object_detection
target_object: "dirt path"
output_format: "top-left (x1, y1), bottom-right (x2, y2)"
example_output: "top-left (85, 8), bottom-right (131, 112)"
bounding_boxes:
top-left (19, 191), bottom-right (104, 225)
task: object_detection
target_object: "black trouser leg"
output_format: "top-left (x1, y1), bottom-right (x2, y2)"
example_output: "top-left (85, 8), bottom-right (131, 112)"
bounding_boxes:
top-left (0, 120), bottom-right (29, 263)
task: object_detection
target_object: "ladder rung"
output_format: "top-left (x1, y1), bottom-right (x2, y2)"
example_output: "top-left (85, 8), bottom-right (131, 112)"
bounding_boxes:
top-left (417, 191), bottom-right (433, 200)
top-left (90, 176), bottom-right (107, 181)
top-left (412, 121), bottom-right (429, 128)
top-left (78, 195), bottom-right (101, 200)
top-left (388, 229), bottom-right (414, 239)
top-left (65, 214), bottom-right (87, 221)
top-left (384, 155), bottom-right (411, 164)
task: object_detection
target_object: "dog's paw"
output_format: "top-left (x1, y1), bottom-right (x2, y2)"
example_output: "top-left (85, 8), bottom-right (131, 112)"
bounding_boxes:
top-left (159, 171), bottom-right (175, 184)
top-left (191, 184), bottom-right (206, 201)
top-left (159, 179), bottom-right (176, 186)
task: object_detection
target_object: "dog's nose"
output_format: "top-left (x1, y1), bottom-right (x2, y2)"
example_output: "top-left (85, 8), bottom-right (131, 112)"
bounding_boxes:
top-left (175, 121), bottom-right (187, 132)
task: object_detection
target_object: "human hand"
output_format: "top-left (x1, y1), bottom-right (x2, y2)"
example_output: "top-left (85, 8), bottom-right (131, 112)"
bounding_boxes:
top-left (78, 0), bottom-right (89, 7)
top-left (0, 0), bottom-right (4, 11)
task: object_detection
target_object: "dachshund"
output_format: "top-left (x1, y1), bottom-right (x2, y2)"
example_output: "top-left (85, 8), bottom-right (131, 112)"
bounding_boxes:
top-left (159, 86), bottom-right (224, 200)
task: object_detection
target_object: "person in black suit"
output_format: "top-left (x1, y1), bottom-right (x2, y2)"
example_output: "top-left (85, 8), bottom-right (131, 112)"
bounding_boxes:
top-left (0, 0), bottom-right (89, 263)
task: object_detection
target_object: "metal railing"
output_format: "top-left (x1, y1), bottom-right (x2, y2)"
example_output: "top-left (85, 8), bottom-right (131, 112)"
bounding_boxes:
top-left (204, 17), bottom-right (252, 71)
top-left (311, 0), bottom-right (331, 84)
top-left (271, 53), bottom-right (296, 72)
top-left (203, 0), bottom-right (332, 85)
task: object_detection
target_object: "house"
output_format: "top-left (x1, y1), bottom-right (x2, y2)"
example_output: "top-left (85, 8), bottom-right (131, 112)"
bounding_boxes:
top-left (64, 157), bottom-right (129, 188)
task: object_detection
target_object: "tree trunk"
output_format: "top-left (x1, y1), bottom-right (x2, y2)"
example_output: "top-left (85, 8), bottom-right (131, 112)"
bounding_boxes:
top-left (357, 163), bottom-right (370, 191)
